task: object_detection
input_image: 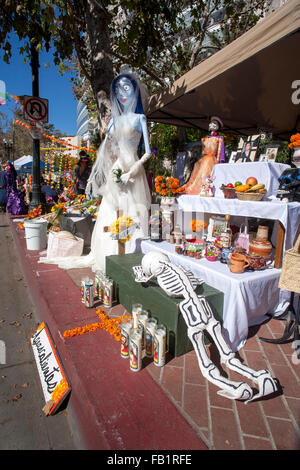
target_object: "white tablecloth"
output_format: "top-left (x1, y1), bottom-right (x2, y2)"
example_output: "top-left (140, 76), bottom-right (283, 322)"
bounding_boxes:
top-left (176, 195), bottom-right (300, 251)
top-left (212, 161), bottom-right (290, 198)
top-left (140, 239), bottom-right (292, 353)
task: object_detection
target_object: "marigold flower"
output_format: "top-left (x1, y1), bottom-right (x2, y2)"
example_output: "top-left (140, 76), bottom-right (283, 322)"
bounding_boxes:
top-left (63, 309), bottom-right (132, 342)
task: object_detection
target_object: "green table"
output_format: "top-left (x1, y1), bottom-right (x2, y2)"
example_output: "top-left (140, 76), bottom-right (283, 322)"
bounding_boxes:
top-left (106, 253), bottom-right (224, 357)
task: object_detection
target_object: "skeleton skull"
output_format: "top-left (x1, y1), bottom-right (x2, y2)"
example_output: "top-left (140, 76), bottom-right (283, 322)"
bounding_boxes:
top-left (141, 251), bottom-right (170, 278)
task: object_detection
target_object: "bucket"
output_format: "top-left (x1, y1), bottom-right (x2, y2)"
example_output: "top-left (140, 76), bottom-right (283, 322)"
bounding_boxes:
top-left (24, 219), bottom-right (48, 250)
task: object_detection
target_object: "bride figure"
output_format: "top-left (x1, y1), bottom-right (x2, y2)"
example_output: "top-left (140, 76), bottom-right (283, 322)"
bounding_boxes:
top-left (40, 72), bottom-right (152, 272)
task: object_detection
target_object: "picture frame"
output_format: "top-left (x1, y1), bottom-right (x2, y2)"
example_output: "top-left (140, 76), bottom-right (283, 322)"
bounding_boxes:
top-left (207, 215), bottom-right (227, 242)
top-left (234, 135), bottom-right (260, 163)
top-left (265, 146), bottom-right (279, 162)
top-left (259, 154), bottom-right (269, 162)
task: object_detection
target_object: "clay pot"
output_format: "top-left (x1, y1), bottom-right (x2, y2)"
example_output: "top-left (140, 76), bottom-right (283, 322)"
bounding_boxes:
top-left (229, 253), bottom-right (250, 273)
top-left (233, 247), bottom-right (247, 255)
top-left (249, 239), bottom-right (272, 257)
top-left (247, 253), bottom-right (273, 270)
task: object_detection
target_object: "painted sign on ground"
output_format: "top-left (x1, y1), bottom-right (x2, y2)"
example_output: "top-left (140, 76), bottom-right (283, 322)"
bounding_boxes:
top-left (31, 322), bottom-right (70, 415)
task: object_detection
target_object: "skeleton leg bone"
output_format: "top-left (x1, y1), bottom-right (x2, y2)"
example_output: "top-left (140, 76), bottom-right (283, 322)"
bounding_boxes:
top-left (181, 298), bottom-right (277, 402)
top-left (199, 317), bottom-right (278, 402)
top-left (188, 328), bottom-right (253, 401)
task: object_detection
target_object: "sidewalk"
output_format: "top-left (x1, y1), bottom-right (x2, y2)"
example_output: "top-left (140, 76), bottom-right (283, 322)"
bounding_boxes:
top-left (9, 215), bottom-right (300, 450)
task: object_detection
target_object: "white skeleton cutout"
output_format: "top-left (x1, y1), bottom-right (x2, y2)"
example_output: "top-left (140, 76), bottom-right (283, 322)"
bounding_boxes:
top-left (133, 252), bottom-right (278, 403)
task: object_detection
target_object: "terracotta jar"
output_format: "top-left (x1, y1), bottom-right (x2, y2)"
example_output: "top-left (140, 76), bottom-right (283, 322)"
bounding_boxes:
top-left (256, 225), bottom-right (269, 241)
top-left (228, 253), bottom-right (250, 274)
top-left (249, 239), bottom-right (272, 257)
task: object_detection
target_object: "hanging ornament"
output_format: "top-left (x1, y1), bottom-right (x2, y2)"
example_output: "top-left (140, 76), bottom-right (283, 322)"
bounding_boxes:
top-left (57, 152), bottom-right (63, 190)
top-left (44, 153), bottom-right (49, 182)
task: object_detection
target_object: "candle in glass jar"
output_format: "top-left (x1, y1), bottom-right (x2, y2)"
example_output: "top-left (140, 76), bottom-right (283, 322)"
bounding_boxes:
top-left (145, 318), bottom-right (158, 358)
top-left (129, 328), bottom-right (143, 372)
top-left (120, 320), bottom-right (133, 359)
top-left (132, 303), bottom-right (142, 329)
top-left (153, 324), bottom-right (167, 367)
top-left (81, 276), bottom-right (89, 303)
top-left (138, 310), bottom-right (149, 349)
top-left (84, 279), bottom-right (94, 308)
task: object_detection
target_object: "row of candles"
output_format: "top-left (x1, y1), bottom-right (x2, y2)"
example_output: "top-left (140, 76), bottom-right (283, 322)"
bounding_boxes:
top-left (121, 303), bottom-right (167, 372)
top-left (81, 271), bottom-right (114, 309)
top-left (80, 277), bottom-right (167, 372)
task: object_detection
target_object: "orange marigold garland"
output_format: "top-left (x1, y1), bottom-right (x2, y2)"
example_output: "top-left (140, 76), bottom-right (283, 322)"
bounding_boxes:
top-left (68, 153), bottom-right (72, 187)
top-left (63, 309), bottom-right (132, 342)
top-left (63, 155), bottom-right (68, 187)
top-left (51, 378), bottom-right (68, 403)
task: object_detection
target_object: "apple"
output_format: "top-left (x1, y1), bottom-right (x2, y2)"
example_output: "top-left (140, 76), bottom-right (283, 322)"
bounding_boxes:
top-left (246, 176), bottom-right (258, 186)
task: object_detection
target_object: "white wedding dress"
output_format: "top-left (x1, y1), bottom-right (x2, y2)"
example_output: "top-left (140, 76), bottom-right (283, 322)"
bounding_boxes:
top-left (39, 113), bottom-right (151, 273)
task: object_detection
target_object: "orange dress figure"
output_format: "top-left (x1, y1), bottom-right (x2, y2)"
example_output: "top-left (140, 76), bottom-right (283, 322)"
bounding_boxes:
top-left (184, 116), bottom-right (225, 195)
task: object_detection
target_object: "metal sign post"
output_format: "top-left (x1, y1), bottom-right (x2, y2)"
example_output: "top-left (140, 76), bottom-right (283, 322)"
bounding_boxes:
top-left (27, 44), bottom-right (49, 209)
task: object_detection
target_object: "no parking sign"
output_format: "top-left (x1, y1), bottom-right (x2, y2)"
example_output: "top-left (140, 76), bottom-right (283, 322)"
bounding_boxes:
top-left (24, 95), bottom-right (49, 123)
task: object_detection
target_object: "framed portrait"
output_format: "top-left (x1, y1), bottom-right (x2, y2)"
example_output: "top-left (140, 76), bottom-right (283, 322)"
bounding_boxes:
top-left (207, 215), bottom-right (227, 242)
top-left (265, 146), bottom-right (279, 162)
top-left (235, 141), bottom-right (257, 163)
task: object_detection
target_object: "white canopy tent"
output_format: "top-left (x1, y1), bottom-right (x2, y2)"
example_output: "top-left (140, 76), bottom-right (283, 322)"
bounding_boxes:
top-left (13, 155), bottom-right (32, 170)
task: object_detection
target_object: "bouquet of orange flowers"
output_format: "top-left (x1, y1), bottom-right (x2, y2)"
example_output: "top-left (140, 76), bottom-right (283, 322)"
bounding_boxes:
top-left (154, 176), bottom-right (185, 197)
top-left (25, 205), bottom-right (43, 220)
top-left (289, 134), bottom-right (300, 149)
top-left (189, 219), bottom-right (207, 232)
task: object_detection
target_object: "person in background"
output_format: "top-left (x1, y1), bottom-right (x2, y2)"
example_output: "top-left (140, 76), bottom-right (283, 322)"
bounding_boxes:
top-left (41, 179), bottom-right (58, 203)
top-left (6, 161), bottom-right (28, 215)
top-left (75, 151), bottom-right (91, 195)
top-left (0, 164), bottom-right (7, 212)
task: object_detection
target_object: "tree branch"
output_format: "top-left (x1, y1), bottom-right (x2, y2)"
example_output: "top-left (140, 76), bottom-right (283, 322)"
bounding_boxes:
top-left (111, 48), bottom-right (167, 88)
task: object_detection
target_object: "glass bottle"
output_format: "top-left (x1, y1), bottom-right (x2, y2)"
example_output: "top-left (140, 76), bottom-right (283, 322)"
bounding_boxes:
top-left (220, 214), bottom-right (232, 249)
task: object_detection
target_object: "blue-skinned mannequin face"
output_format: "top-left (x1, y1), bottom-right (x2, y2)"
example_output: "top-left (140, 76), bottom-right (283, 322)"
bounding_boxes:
top-left (115, 77), bottom-right (135, 112)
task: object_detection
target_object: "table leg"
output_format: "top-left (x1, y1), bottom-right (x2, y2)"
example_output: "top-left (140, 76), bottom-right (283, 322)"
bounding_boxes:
top-left (274, 221), bottom-right (285, 269)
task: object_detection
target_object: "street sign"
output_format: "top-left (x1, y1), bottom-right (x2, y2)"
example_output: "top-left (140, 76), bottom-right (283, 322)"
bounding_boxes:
top-left (24, 95), bottom-right (49, 123)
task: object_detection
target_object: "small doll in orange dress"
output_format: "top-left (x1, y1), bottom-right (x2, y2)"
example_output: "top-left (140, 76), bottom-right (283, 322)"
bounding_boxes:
top-left (184, 116), bottom-right (225, 195)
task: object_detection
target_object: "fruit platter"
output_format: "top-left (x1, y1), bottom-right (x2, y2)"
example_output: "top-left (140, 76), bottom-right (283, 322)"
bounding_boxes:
top-left (220, 177), bottom-right (267, 201)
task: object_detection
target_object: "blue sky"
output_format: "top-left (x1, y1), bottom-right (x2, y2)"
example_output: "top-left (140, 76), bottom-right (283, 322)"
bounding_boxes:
top-left (0, 33), bottom-right (78, 136)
